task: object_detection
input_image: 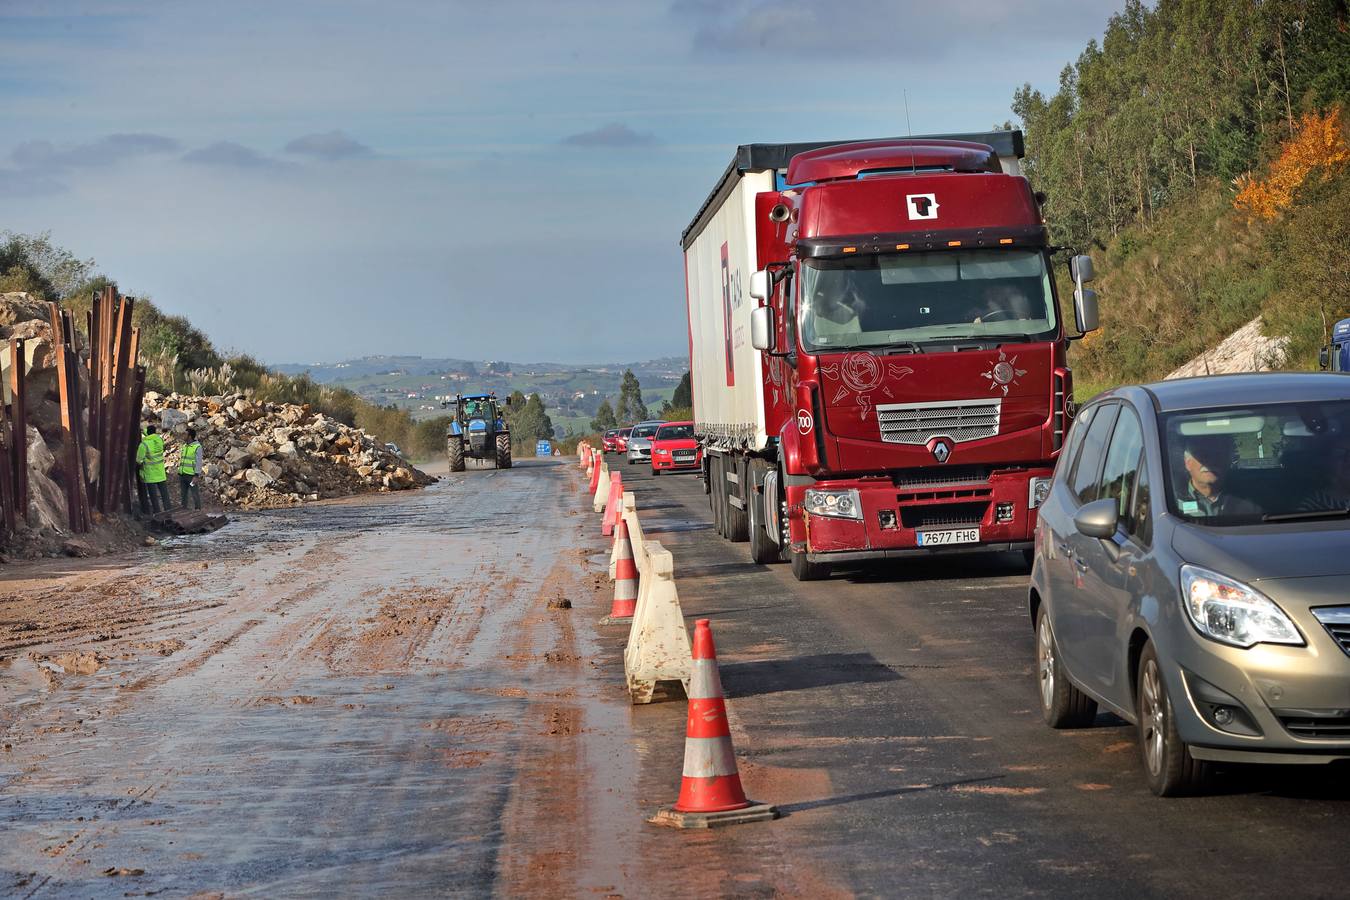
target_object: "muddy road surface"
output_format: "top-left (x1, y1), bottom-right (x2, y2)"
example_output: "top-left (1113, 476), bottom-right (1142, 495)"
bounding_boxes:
top-left (2, 460), bottom-right (819, 898)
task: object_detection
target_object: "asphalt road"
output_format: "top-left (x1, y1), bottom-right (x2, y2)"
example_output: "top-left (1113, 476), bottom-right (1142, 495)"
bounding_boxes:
top-left (604, 451), bottom-right (1350, 898)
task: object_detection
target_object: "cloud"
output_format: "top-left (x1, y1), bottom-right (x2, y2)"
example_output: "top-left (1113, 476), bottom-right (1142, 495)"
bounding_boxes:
top-left (284, 130), bottom-right (372, 160)
top-left (560, 122), bottom-right (658, 148)
top-left (10, 132), bottom-right (179, 171)
top-left (182, 141), bottom-right (287, 170)
top-left (0, 168), bottom-right (66, 197)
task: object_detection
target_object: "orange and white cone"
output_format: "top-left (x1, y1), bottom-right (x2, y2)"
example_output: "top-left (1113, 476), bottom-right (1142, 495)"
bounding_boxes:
top-left (602, 472), bottom-right (623, 535)
top-left (649, 619), bottom-right (777, 828)
top-left (600, 518), bottom-right (638, 625)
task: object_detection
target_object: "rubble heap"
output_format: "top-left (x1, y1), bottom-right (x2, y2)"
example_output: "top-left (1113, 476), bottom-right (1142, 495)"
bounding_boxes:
top-left (141, 392), bottom-right (435, 508)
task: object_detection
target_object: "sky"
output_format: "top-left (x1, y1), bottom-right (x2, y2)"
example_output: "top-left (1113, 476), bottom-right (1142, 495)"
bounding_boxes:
top-left (1, 0), bottom-right (1124, 366)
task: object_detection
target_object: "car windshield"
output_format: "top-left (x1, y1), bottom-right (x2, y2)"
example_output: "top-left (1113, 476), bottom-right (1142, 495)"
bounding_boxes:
top-left (1162, 400), bottom-right (1350, 525)
top-left (656, 424), bottom-right (693, 440)
top-left (799, 248), bottom-right (1057, 351)
top-left (632, 424), bottom-right (662, 438)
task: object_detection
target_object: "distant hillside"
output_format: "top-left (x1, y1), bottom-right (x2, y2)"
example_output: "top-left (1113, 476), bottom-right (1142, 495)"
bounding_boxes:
top-left (270, 355), bottom-right (689, 427)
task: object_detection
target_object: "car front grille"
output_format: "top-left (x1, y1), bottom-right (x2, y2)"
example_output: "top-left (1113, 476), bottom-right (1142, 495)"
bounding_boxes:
top-left (876, 399), bottom-right (1001, 445)
top-left (1276, 712), bottom-right (1350, 739)
top-left (1311, 606), bottom-right (1350, 658)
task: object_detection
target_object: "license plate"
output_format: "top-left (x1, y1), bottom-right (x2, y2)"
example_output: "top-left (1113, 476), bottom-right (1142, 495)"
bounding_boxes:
top-left (917, 528), bottom-right (980, 546)
top-left (674, 452), bottom-right (695, 460)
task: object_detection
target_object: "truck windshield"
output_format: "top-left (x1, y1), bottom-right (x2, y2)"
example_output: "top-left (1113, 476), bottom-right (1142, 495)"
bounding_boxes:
top-left (798, 249), bottom-right (1057, 351)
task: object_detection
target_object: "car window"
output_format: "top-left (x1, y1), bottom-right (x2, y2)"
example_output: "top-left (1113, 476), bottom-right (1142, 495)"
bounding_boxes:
top-left (1069, 404), bottom-right (1119, 505)
top-left (1099, 407), bottom-right (1144, 525)
top-left (1055, 404), bottom-right (1097, 482)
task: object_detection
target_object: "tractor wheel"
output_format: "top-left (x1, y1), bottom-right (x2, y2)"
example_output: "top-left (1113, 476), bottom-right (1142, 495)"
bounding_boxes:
top-left (447, 436), bottom-right (466, 473)
top-left (495, 434), bottom-right (512, 469)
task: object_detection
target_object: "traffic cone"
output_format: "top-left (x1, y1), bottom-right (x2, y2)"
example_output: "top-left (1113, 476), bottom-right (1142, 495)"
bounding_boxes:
top-left (602, 472), bottom-right (623, 535)
top-left (649, 620), bottom-right (778, 829)
top-left (582, 448), bottom-right (594, 488)
top-left (590, 460), bottom-right (607, 511)
top-left (600, 517), bottom-right (638, 625)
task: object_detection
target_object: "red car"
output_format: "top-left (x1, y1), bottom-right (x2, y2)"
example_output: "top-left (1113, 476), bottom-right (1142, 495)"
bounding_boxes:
top-left (615, 426), bottom-right (633, 453)
top-left (602, 428), bottom-right (622, 452)
top-left (649, 421), bottom-right (701, 474)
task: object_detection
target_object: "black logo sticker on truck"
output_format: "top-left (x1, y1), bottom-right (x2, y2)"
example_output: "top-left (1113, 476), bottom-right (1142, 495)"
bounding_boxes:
top-left (906, 193), bottom-right (939, 220)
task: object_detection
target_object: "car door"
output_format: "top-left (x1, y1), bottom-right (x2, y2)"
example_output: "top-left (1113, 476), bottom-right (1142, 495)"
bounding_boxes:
top-left (1041, 403), bottom-right (1097, 619)
top-left (1073, 405), bottom-right (1145, 695)
top-left (1055, 403), bottom-right (1119, 680)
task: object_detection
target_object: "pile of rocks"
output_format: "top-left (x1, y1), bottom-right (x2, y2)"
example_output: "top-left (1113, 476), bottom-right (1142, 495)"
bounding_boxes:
top-left (142, 392), bottom-right (435, 508)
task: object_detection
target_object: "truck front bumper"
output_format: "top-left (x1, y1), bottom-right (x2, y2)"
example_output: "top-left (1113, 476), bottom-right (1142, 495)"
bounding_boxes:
top-left (787, 468), bottom-right (1051, 558)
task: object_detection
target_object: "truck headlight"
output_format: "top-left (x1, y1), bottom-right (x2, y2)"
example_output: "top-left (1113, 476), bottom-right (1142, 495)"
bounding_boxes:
top-left (1029, 477), bottom-right (1052, 509)
top-left (1180, 565), bottom-right (1303, 648)
top-left (804, 489), bottom-right (862, 520)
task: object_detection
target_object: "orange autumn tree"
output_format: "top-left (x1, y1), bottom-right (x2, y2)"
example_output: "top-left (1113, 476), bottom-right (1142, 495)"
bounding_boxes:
top-left (1234, 108), bottom-right (1350, 221)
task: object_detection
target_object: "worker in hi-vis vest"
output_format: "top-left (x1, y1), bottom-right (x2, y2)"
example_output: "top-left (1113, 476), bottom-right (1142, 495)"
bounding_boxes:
top-left (136, 424), bottom-right (171, 514)
top-left (178, 428), bottom-right (204, 510)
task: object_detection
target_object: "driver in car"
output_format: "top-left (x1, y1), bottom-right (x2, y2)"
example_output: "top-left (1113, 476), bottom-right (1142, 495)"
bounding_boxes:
top-left (1299, 440), bottom-right (1350, 511)
top-left (1176, 434), bottom-right (1260, 517)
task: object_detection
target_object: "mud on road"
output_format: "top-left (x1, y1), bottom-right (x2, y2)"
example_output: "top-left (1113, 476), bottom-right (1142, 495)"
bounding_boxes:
top-left (2, 460), bottom-right (808, 898)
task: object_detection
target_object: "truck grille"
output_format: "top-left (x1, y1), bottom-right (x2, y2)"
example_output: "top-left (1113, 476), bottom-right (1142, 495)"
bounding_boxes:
top-left (1311, 607), bottom-right (1350, 657)
top-left (876, 399), bottom-right (1001, 445)
top-left (900, 502), bottom-right (989, 530)
top-left (891, 465), bottom-right (990, 488)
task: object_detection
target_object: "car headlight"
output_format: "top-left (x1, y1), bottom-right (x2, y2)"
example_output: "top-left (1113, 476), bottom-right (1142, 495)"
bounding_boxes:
top-left (1029, 477), bottom-right (1052, 509)
top-left (1180, 565), bottom-right (1303, 648)
top-left (804, 488), bottom-right (862, 520)
top-left (655, 448), bottom-right (670, 457)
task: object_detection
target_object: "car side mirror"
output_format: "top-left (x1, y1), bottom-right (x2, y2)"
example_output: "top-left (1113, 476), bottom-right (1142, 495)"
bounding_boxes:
top-left (1074, 287), bottom-right (1099, 335)
top-left (1070, 254), bottom-right (1095, 284)
top-left (1319, 347), bottom-right (1330, 371)
top-left (1074, 498), bottom-right (1119, 539)
top-left (750, 306), bottom-right (775, 352)
top-left (749, 269), bottom-right (770, 302)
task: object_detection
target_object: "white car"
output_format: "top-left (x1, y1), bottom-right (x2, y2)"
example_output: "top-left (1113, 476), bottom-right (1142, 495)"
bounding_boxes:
top-left (625, 420), bottom-right (665, 464)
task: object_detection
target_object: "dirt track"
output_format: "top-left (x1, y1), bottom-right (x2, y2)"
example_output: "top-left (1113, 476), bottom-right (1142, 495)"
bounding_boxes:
top-left (0, 461), bottom-right (684, 896)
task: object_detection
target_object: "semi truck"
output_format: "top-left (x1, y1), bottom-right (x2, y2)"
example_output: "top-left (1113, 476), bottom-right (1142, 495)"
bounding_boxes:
top-left (681, 131), bottom-right (1100, 580)
top-left (1320, 318), bottom-right (1350, 372)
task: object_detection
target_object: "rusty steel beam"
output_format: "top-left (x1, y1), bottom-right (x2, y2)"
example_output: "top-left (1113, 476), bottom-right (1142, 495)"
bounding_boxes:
top-left (10, 337), bottom-right (26, 521)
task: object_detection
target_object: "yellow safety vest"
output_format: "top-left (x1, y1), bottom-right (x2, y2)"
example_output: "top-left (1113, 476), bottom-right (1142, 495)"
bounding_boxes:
top-left (179, 442), bottom-right (202, 476)
top-left (137, 433), bottom-right (167, 483)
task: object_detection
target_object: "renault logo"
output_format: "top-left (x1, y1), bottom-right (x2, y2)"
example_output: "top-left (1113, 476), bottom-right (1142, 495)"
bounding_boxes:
top-left (929, 438), bottom-right (952, 464)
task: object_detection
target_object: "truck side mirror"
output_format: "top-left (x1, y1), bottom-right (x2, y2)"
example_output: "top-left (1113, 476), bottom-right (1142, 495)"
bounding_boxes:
top-left (1070, 254), bottom-right (1095, 284)
top-left (749, 270), bottom-right (770, 302)
top-left (750, 306), bottom-right (776, 352)
top-left (1319, 347), bottom-right (1330, 371)
top-left (1074, 287), bottom-right (1099, 335)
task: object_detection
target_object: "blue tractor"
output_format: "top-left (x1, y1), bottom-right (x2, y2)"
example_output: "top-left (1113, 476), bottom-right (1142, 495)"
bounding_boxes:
top-left (1321, 318), bottom-right (1350, 373)
top-left (444, 393), bottom-right (511, 472)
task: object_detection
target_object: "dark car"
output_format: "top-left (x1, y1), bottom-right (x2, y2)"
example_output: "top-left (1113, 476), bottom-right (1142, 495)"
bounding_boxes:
top-left (1030, 374), bottom-right (1350, 795)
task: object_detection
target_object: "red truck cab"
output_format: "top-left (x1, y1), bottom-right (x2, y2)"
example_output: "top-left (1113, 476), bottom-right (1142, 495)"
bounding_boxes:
top-left (683, 132), bottom-right (1099, 580)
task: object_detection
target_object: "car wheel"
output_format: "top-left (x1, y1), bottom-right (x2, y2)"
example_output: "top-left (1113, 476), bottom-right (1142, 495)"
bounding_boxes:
top-left (651, 467), bottom-right (660, 476)
top-left (1035, 604), bottom-right (1097, 728)
top-left (1137, 643), bottom-right (1212, 797)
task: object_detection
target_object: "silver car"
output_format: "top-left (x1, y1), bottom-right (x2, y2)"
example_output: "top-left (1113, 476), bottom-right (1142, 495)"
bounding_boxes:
top-left (625, 420), bottom-right (665, 465)
top-left (1030, 374), bottom-right (1350, 795)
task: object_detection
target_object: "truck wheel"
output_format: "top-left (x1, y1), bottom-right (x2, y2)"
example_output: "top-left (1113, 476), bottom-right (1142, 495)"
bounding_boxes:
top-left (447, 436), bottom-right (466, 473)
top-left (710, 456), bottom-right (727, 537)
top-left (725, 457), bottom-right (749, 543)
top-left (790, 548), bottom-right (830, 581)
top-left (495, 434), bottom-right (512, 469)
top-left (747, 459), bottom-right (778, 564)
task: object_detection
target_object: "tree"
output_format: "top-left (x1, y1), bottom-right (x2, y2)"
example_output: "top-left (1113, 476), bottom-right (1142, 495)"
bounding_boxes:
top-left (660, 371), bottom-right (692, 416)
top-left (413, 416), bottom-right (452, 459)
top-left (590, 399), bottom-right (617, 432)
top-left (614, 369), bottom-right (648, 423)
top-left (507, 392), bottom-right (555, 444)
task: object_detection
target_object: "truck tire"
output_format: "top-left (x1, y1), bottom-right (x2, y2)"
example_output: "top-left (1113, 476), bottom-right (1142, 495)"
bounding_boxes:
top-left (447, 436), bottom-right (466, 473)
top-left (790, 548), bottom-right (830, 581)
top-left (725, 456), bottom-right (749, 543)
top-left (710, 455), bottom-right (727, 537)
top-left (747, 459), bottom-right (778, 565)
top-left (495, 434), bottom-right (512, 469)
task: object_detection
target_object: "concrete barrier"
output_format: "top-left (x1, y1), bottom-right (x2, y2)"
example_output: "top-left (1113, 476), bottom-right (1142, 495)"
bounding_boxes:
top-left (623, 541), bottom-right (691, 704)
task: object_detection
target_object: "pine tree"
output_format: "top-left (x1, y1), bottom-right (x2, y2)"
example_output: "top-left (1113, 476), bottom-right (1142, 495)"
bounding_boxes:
top-left (590, 399), bottom-right (617, 432)
top-left (614, 369), bottom-right (648, 423)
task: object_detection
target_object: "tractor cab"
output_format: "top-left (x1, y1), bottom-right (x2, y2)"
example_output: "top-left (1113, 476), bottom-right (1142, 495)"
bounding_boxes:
top-left (1321, 318), bottom-right (1350, 373)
